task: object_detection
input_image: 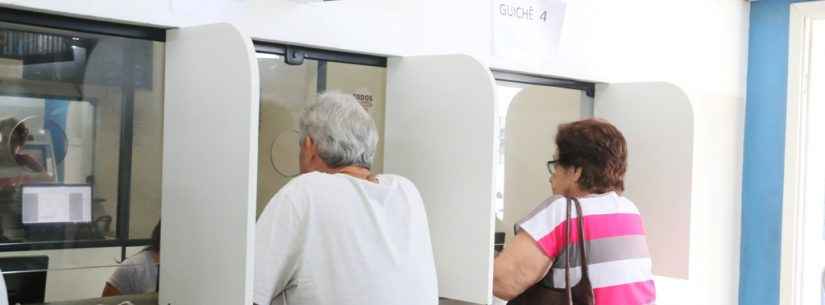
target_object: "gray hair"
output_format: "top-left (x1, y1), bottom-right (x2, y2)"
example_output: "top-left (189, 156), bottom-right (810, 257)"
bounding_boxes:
top-left (299, 91), bottom-right (379, 169)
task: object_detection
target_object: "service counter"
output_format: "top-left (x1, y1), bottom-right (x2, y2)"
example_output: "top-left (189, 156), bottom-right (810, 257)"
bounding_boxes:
top-left (31, 294), bottom-right (483, 305)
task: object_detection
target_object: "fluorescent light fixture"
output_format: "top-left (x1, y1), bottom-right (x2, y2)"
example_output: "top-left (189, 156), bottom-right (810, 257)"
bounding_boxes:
top-left (257, 53), bottom-right (282, 60)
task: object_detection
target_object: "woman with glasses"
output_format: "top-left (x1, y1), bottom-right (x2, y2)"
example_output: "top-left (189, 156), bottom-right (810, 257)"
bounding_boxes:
top-left (492, 118), bottom-right (656, 305)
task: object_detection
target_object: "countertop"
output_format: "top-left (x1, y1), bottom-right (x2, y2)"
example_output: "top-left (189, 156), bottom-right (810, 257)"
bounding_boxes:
top-left (32, 294), bottom-right (485, 305)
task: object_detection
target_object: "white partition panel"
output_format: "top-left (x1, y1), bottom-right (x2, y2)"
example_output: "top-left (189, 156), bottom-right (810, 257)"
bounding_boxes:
top-left (161, 23), bottom-right (259, 304)
top-left (502, 86), bottom-right (583, 244)
top-left (384, 55), bottom-right (496, 304)
top-left (595, 82), bottom-right (693, 279)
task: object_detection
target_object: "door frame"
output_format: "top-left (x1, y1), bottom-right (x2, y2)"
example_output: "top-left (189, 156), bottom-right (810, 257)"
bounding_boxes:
top-left (781, 3), bottom-right (825, 305)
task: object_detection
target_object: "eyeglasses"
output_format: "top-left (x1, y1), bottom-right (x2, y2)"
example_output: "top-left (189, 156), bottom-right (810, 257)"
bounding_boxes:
top-left (547, 160), bottom-right (558, 176)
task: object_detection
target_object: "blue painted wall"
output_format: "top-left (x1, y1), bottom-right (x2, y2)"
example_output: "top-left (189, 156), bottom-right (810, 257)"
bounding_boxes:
top-left (741, 1), bottom-right (810, 305)
top-left (44, 100), bottom-right (68, 181)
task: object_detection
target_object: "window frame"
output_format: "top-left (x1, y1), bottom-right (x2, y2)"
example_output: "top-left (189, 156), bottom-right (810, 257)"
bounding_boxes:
top-left (491, 69), bottom-right (597, 98)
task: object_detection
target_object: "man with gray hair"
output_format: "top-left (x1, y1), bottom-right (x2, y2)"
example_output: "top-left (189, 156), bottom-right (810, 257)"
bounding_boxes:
top-left (254, 92), bottom-right (438, 305)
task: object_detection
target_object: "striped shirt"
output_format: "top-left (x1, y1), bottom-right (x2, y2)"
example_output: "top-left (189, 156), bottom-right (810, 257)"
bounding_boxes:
top-left (517, 192), bottom-right (656, 305)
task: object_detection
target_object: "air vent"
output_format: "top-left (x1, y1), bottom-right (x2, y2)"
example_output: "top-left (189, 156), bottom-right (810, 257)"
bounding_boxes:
top-left (0, 30), bottom-right (74, 64)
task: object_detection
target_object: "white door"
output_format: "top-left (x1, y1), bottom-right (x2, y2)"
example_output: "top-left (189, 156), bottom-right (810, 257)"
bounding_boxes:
top-left (384, 54), bottom-right (497, 305)
top-left (802, 20), bottom-right (825, 305)
top-left (161, 23), bottom-right (259, 305)
top-left (784, 4), bottom-right (825, 305)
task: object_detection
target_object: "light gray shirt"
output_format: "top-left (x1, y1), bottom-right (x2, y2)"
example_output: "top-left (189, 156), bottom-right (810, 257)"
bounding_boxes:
top-left (107, 250), bottom-right (158, 294)
top-left (254, 172), bottom-right (438, 305)
top-left (0, 269), bottom-right (7, 305)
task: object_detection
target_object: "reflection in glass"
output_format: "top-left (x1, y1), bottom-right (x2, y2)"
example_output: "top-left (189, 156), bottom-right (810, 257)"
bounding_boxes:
top-left (256, 54), bottom-right (318, 215)
top-left (255, 56), bottom-right (388, 217)
top-left (0, 250), bottom-right (159, 303)
top-left (493, 82), bottom-right (523, 221)
top-left (498, 83), bottom-right (586, 246)
top-left (269, 129), bottom-right (301, 178)
top-left (0, 98), bottom-right (99, 243)
top-left (324, 62), bottom-right (387, 173)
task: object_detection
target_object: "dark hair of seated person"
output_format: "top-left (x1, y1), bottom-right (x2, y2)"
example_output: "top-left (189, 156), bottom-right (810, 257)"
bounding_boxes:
top-left (10, 123), bottom-right (43, 172)
top-left (146, 221), bottom-right (161, 253)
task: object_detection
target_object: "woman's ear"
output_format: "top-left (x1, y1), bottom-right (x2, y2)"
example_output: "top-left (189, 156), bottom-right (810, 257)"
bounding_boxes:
top-left (572, 166), bottom-right (583, 182)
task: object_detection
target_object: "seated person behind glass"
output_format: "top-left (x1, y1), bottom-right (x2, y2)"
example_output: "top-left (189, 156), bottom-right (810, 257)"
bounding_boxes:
top-left (9, 122), bottom-right (43, 173)
top-left (0, 118), bottom-right (47, 189)
top-left (102, 222), bottom-right (160, 296)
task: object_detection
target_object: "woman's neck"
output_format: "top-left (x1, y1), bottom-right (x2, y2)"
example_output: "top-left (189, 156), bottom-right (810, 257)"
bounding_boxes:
top-left (564, 186), bottom-right (592, 198)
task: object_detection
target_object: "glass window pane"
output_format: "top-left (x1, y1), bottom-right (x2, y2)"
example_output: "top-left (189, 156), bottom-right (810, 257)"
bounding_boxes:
top-left (0, 19), bottom-right (164, 304)
top-left (498, 82), bottom-right (584, 245)
top-left (129, 43), bottom-right (164, 240)
top-left (256, 54), bottom-right (318, 216)
top-left (255, 56), bottom-right (388, 218)
top-left (0, 247), bottom-right (158, 303)
top-left (0, 22), bottom-right (163, 244)
top-left (324, 62), bottom-right (387, 172)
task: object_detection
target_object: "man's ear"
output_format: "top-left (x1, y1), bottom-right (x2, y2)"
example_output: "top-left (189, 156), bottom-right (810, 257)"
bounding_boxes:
top-left (302, 135), bottom-right (313, 151)
top-left (303, 136), bottom-right (322, 161)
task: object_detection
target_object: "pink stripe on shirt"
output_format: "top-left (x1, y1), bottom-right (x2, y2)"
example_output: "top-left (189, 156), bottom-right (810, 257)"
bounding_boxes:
top-left (593, 280), bottom-right (656, 305)
top-left (517, 194), bottom-right (656, 305)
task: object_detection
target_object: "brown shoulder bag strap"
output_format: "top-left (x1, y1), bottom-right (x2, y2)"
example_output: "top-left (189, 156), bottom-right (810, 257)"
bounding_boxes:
top-left (572, 197), bottom-right (590, 279)
top-left (564, 197), bottom-right (573, 305)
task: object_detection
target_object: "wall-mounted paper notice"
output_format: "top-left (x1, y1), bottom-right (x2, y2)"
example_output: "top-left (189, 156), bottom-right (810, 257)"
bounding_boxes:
top-left (492, 0), bottom-right (567, 61)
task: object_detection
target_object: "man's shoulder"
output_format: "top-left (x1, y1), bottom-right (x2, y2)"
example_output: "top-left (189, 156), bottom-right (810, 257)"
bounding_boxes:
top-left (283, 171), bottom-right (341, 190)
top-left (377, 174), bottom-right (416, 188)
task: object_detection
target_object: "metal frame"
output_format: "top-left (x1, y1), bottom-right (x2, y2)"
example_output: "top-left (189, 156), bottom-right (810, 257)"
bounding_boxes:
top-left (255, 41), bottom-right (386, 98)
top-left (317, 61), bottom-right (328, 92)
top-left (0, 239), bottom-right (151, 252)
top-left (0, 7), bottom-right (165, 41)
top-left (0, 7), bottom-right (163, 256)
top-left (115, 38), bottom-right (138, 260)
top-left (254, 41), bottom-right (388, 67)
top-left (492, 69), bottom-right (597, 98)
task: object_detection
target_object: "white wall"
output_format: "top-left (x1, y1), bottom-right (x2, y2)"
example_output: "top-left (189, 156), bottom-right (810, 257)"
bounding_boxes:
top-left (1, 0), bottom-right (748, 97)
top-left (0, 1), bottom-right (749, 304)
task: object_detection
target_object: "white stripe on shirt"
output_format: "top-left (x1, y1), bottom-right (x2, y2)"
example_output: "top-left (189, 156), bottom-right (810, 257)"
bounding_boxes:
top-left (519, 192), bottom-right (641, 240)
top-left (551, 258), bottom-right (654, 289)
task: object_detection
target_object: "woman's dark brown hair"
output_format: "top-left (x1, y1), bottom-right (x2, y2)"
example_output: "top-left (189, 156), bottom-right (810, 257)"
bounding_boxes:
top-left (555, 118), bottom-right (628, 193)
top-left (147, 221), bottom-right (161, 252)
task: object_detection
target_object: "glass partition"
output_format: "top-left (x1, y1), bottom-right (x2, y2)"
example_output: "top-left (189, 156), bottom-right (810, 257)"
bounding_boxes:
top-left (0, 19), bottom-right (164, 304)
top-left (496, 81), bottom-right (588, 244)
top-left (255, 52), bottom-right (387, 216)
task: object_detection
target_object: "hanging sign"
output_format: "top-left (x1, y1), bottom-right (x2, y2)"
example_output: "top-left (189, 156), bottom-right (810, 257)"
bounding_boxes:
top-left (492, 0), bottom-right (567, 60)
